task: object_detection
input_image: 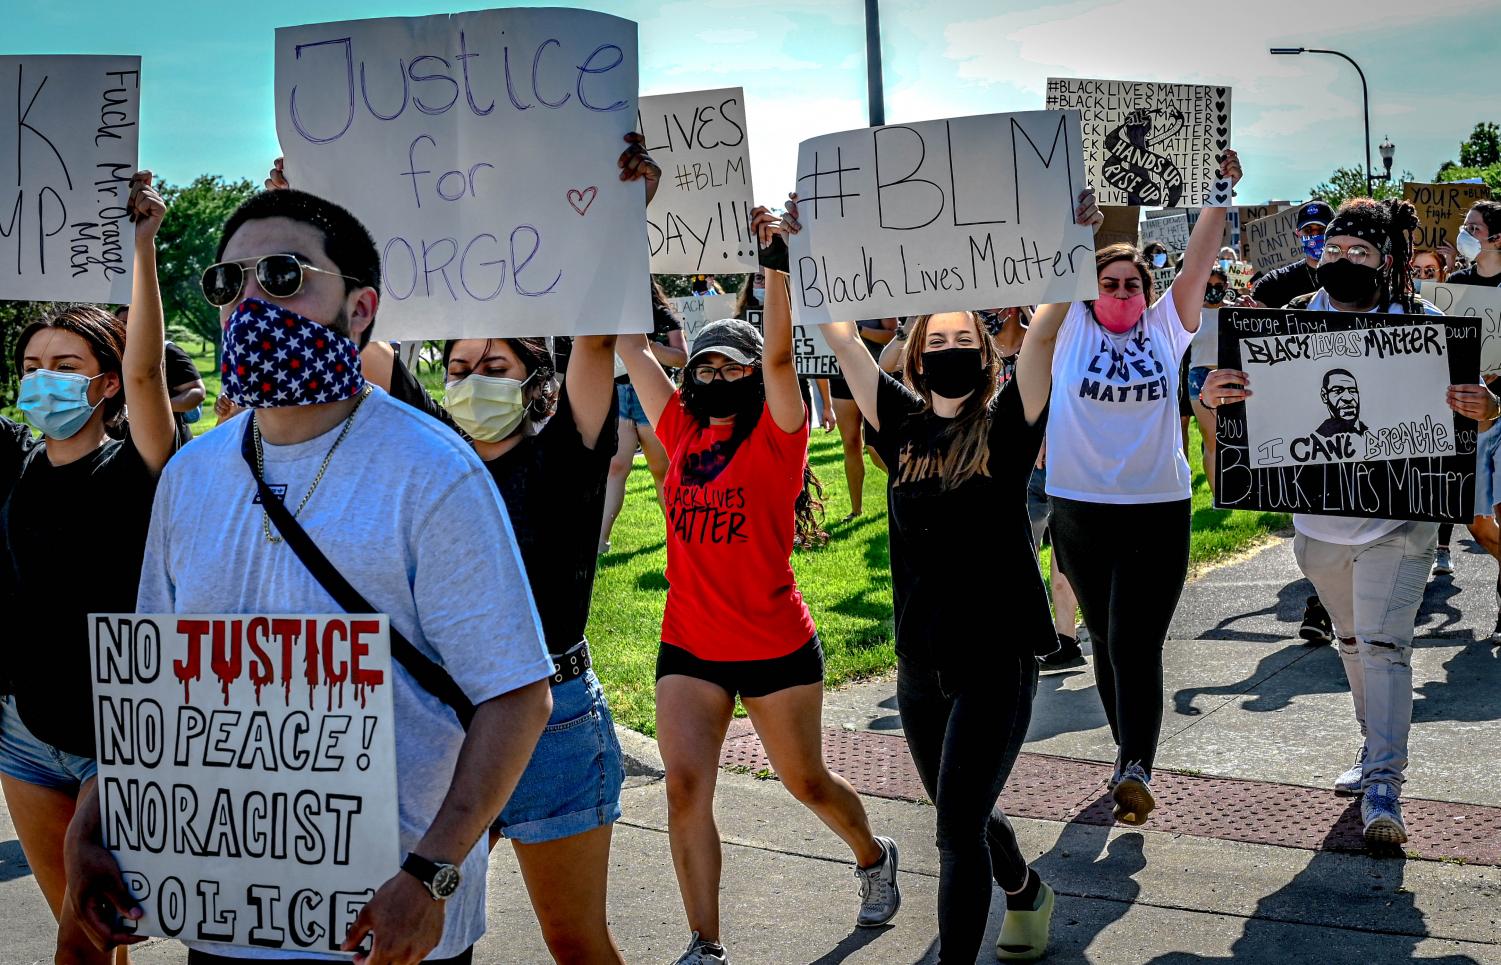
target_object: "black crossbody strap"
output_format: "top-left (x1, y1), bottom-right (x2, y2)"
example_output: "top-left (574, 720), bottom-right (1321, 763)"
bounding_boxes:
top-left (240, 417), bottom-right (475, 729)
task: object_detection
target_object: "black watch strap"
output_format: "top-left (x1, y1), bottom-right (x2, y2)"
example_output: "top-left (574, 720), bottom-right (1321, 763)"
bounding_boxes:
top-left (402, 852), bottom-right (461, 900)
top-left (402, 852), bottom-right (440, 884)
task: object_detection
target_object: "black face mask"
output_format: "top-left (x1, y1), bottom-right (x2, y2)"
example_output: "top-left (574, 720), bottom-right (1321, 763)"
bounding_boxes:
top-left (1317, 260), bottom-right (1382, 305)
top-left (921, 347), bottom-right (984, 400)
top-left (692, 374), bottom-right (759, 418)
top-left (1204, 285), bottom-right (1227, 305)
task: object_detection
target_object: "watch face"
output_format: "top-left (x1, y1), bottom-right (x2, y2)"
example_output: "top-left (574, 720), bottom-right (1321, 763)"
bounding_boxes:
top-left (432, 864), bottom-right (462, 899)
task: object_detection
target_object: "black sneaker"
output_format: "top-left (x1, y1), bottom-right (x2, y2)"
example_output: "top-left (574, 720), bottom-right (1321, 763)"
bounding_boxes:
top-left (1039, 634), bottom-right (1085, 670)
top-left (1299, 596), bottom-right (1332, 645)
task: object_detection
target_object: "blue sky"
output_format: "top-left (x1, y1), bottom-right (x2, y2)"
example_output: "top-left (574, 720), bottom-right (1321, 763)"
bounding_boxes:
top-left (8, 0), bottom-right (1498, 205)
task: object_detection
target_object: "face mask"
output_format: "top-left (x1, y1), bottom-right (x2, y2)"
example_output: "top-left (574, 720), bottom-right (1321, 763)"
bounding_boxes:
top-left (220, 297), bottom-right (365, 408)
top-left (1205, 285), bottom-right (1227, 305)
top-left (1151, 253), bottom-right (1168, 268)
top-left (921, 347), bottom-right (984, 400)
top-left (752, 287), bottom-right (766, 302)
top-left (1092, 293), bottom-right (1147, 334)
top-left (1411, 278), bottom-right (1423, 294)
top-left (444, 372), bottom-right (535, 442)
top-left (1457, 228), bottom-right (1484, 262)
top-left (1316, 260), bottom-right (1382, 305)
top-left (18, 370), bottom-right (105, 440)
top-left (693, 373), bottom-right (760, 419)
top-left (1301, 234), bottom-right (1326, 261)
top-left (1217, 258), bottom-right (1233, 273)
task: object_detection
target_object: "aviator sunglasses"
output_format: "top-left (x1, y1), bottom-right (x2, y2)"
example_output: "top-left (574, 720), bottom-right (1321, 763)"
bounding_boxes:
top-left (200, 253), bottom-right (361, 307)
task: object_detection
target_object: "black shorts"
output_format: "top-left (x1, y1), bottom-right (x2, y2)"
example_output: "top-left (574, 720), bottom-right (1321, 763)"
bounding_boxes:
top-left (828, 376), bottom-right (854, 400)
top-left (656, 635), bottom-right (825, 699)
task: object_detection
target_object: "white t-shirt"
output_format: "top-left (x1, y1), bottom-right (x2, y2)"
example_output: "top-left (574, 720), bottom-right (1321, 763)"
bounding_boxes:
top-left (137, 389), bottom-right (553, 960)
top-left (1189, 308), bottom-right (1219, 369)
top-left (1045, 290), bottom-right (1196, 503)
top-left (1293, 292), bottom-right (1443, 545)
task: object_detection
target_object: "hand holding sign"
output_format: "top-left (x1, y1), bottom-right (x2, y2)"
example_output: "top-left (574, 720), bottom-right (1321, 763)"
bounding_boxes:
top-left (618, 131), bottom-right (662, 205)
top-left (342, 871), bottom-right (444, 965)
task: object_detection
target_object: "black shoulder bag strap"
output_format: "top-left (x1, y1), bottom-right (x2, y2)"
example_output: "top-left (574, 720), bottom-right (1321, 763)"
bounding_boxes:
top-left (240, 416), bottom-right (475, 729)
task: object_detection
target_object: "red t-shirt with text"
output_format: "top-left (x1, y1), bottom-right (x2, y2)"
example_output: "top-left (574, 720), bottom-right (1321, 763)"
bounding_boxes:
top-left (656, 392), bottom-right (816, 660)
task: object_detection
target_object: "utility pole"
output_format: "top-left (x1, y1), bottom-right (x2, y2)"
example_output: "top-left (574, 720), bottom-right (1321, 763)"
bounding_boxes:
top-left (865, 0), bottom-right (885, 127)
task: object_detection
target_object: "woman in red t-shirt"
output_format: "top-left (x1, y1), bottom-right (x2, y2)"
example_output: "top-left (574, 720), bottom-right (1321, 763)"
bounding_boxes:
top-left (617, 209), bottom-right (899, 964)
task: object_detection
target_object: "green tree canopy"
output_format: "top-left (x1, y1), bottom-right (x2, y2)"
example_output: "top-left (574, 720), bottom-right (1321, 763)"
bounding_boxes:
top-left (1459, 122), bottom-right (1501, 168)
top-left (155, 175), bottom-right (257, 355)
top-left (1306, 165), bottom-right (1411, 211)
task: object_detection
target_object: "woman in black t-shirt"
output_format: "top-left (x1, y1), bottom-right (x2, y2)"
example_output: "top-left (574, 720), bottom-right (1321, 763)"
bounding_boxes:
top-left (0, 172), bottom-right (177, 962)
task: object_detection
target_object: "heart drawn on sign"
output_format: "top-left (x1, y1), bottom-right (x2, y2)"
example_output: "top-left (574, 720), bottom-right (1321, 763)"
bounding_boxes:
top-left (1209, 177), bottom-right (1234, 207)
top-left (567, 186), bottom-right (598, 216)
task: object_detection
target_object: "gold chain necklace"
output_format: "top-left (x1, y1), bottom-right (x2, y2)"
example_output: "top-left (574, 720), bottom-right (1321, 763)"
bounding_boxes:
top-left (254, 385), bottom-right (372, 544)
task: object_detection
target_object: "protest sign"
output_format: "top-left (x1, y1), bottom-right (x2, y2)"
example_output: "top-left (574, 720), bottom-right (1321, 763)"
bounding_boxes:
top-left (1232, 204), bottom-right (1286, 259)
top-left (1228, 262), bottom-right (1254, 290)
top-left (1095, 205), bottom-right (1140, 247)
top-left (1428, 282), bottom-right (1501, 375)
top-left (275, 9), bottom-right (648, 341)
top-left (1215, 308), bottom-right (1479, 522)
top-left (669, 292), bottom-right (739, 344)
top-left (1142, 210), bottom-right (1189, 253)
top-left (1243, 206), bottom-right (1303, 273)
top-left (639, 88), bottom-right (755, 274)
top-left (1404, 181), bottom-right (1491, 253)
top-left (1045, 78), bottom-right (1232, 208)
top-left (89, 613), bottom-right (398, 951)
top-left (1151, 264), bottom-right (1176, 298)
top-left (0, 55), bottom-right (139, 304)
top-left (793, 320), bottom-right (840, 377)
top-left (787, 110), bottom-right (1098, 325)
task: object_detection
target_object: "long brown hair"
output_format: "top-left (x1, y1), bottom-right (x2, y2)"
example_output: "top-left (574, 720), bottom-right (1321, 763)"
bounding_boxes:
top-left (898, 312), bottom-right (1002, 490)
top-left (17, 305), bottom-right (127, 430)
top-left (441, 337), bottom-right (559, 426)
top-left (1094, 243), bottom-right (1155, 303)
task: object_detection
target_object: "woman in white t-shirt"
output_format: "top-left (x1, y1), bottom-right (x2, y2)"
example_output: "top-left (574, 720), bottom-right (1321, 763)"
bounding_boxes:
top-left (1038, 150), bottom-right (1242, 828)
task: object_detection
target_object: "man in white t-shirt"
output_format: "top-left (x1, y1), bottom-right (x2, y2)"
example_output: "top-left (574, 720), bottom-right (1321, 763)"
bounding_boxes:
top-left (64, 189), bottom-right (555, 963)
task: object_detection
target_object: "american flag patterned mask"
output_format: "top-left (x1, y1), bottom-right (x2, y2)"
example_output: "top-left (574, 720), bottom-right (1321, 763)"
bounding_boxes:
top-left (220, 297), bottom-right (365, 408)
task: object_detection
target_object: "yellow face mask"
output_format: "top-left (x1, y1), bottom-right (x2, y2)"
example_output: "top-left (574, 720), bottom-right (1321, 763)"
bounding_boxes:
top-left (444, 372), bottom-right (534, 442)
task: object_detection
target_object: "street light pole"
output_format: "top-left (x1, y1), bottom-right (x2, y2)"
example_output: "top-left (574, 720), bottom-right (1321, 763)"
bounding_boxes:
top-left (1270, 46), bottom-right (1375, 195)
top-left (865, 0), bottom-right (885, 127)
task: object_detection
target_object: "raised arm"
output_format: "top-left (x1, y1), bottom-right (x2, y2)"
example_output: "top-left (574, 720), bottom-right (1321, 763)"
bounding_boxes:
top-left (878, 321), bottom-right (907, 373)
top-left (1172, 149), bottom-right (1243, 328)
top-left (565, 335), bottom-right (619, 448)
top-left (617, 334), bottom-right (676, 428)
top-left (753, 206), bottom-right (807, 433)
top-left (124, 172), bottom-right (177, 474)
top-left (650, 327), bottom-right (688, 369)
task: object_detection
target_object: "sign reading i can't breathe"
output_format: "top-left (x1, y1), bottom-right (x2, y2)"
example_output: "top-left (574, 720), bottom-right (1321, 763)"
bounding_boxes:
top-left (274, 8), bottom-right (649, 341)
top-left (89, 613), bottom-right (398, 951)
top-left (0, 55), bottom-right (140, 304)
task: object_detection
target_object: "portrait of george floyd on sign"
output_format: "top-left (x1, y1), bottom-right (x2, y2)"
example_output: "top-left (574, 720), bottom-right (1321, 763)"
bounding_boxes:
top-left (88, 613), bottom-right (399, 952)
top-left (788, 109), bottom-right (1100, 325)
top-left (0, 54), bottom-right (140, 303)
top-left (1215, 307), bottom-right (1480, 523)
top-left (638, 87), bottom-right (756, 274)
top-left (273, 8), bottom-right (649, 341)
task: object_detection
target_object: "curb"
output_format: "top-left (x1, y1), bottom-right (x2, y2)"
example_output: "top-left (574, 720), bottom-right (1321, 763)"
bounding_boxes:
top-left (614, 724), bottom-right (665, 778)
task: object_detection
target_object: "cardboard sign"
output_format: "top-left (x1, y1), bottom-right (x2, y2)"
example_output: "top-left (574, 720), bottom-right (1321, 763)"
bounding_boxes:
top-left (1428, 283), bottom-right (1501, 375)
top-left (0, 56), bottom-right (140, 304)
top-left (1151, 264), bottom-right (1177, 299)
top-left (1232, 204), bottom-right (1287, 260)
top-left (1095, 205), bottom-right (1140, 248)
top-left (90, 613), bottom-right (398, 951)
top-left (274, 9), bottom-right (648, 340)
top-left (1404, 181), bottom-right (1491, 253)
top-left (1243, 206), bottom-right (1303, 273)
top-left (1046, 77), bottom-right (1232, 208)
top-left (787, 110), bottom-right (1098, 326)
top-left (639, 88), bottom-right (755, 274)
top-left (1215, 308), bottom-right (1479, 522)
top-left (1142, 210), bottom-right (1189, 253)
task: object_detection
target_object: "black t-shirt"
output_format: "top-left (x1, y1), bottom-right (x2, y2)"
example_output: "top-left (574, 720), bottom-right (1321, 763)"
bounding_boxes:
top-left (870, 373), bottom-right (1052, 684)
top-left (163, 341), bottom-right (203, 446)
top-left (1, 430), bottom-right (159, 757)
top-left (1251, 259), bottom-right (1318, 309)
top-left (387, 357), bottom-right (617, 653)
top-left (1445, 265), bottom-right (1501, 287)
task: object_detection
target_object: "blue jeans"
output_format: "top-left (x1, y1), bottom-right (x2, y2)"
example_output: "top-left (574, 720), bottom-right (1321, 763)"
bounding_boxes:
top-left (0, 693), bottom-right (97, 791)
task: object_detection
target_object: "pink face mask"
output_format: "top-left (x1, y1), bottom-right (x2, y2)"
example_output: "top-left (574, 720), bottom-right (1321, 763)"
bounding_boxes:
top-left (1092, 293), bottom-right (1146, 334)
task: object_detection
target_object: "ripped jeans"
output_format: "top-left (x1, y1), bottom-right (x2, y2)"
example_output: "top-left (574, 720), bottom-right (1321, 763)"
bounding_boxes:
top-left (1294, 521), bottom-right (1437, 793)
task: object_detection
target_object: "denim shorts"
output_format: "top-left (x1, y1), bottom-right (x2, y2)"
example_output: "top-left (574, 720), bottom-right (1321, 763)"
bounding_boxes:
top-left (1026, 466), bottom-right (1051, 548)
top-left (615, 382), bottom-right (651, 426)
top-left (492, 670), bottom-right (624, 845)
top-left (1474, 421), bottom-right (1501, 517)
top-left (1187, 366), bottom-right (1213, 404)
top-left (0, 693), bottom-right (97, 791)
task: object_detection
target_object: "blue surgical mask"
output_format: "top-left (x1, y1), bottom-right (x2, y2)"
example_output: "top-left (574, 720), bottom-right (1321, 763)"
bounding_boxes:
top-left (1217, 258), bottom-right (1233, 272)
top-left (753, 287), bottom-right (766, 302)
top-left (18, 370), bottom-right (105, 440)
top-left (1301, 234), bottom-right (1326, 261)
top-left (1151, 253), bottom-right (1168, 268)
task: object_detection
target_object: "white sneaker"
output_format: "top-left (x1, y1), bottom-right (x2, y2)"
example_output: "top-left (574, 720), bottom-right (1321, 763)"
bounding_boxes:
top-left (855, 836), bottom-right (901, 927)
top-left (1333, 747), bottom-right (1366, 796)
top-left (1431, 547), bottom-right (1453, 576)
top-left (672, 932), bottom-right (727, 964)
top-left (1361, 784), bottom-right (1408, 847)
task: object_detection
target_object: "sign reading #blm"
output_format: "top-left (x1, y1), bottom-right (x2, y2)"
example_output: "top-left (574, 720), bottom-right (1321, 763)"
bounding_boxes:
top-left (89, 613), bottom-right (398, 952)
top-left (274, 9), bottom-right (648, 341)
top-left (788, 110), bottom-right (1099, 326)
top-left (1215, 308), bottom-right (1479, 522)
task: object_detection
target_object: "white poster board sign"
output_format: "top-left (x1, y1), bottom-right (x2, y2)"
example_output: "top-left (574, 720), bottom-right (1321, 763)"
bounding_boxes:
top-left (90, 613), bottom-right (398, 951)
top-left (1243, 206), bottom-right (1303, 273)
top-left (788, 110), bottom-right (1098, 325)
top-left (669, 292), bottom-right (739, 344)
top-left (1429, 283), bottom-right (1501, 375)
top-left (0, 55), bottom-right (140, 303)
top-left (275, 9), bottom-right (648, 340)
top-left (793, 321), bottom-right (840, 377)
top-left (1045, 77), bottom-right (1232, 208)
top-left (1141, 210), bottom-right (1189, 252)
top-left (639, 88), bottom-right (755, 274)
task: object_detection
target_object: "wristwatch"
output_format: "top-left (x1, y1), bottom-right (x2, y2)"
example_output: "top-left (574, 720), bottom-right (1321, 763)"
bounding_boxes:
top-left (402, 853), bottom-right (462, 901)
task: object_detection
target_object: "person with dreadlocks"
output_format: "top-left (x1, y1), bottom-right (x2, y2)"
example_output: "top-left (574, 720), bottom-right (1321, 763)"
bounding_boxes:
top-left (1200, 196), bottom-right (1500, 848)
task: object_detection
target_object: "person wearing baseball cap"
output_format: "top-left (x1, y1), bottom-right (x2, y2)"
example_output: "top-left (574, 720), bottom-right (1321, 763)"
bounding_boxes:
top-left (1248, 199), bottom-right (1333, 310)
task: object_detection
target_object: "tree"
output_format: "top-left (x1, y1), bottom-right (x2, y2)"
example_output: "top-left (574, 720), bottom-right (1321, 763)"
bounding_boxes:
top-left (1306, 165), bottom-right (1411, 210)
top-left (1459, 122), bottom-right (1501, 169)
top-left (0, 301), bottom-right (58, 408)
top-left (154, 175), bottom-right (257, 359)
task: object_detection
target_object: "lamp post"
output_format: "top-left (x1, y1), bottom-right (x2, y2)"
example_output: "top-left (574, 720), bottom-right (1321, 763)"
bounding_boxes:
top-left (1270, 47), bottom-right (1385, 196)
top-left (865, 0), bottom-right (885, 126)
top-left (1375, 135), bottom-right (1396, 190)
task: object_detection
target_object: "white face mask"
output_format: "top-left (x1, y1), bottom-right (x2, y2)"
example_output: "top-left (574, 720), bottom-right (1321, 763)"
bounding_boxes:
top-left (444, 372), bottom-right (534, 442)
top-left (1457, 227), bottom-right (1484, 262)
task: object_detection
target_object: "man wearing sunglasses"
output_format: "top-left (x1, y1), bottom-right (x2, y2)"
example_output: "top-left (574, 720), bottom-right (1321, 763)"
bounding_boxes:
top-left (1248, 200), bottom-right (1333, 309)
top-left (64, 189), bottom-right (555, 965)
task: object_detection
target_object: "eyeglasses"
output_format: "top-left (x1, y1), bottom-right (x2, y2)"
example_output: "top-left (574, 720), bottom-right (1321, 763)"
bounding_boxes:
top-left (201, 253), bottom-right (361, 307)
top-left (1322, 244), bottom-right (1377, 262)
top-left (690, 363), bottom-right (752, 383)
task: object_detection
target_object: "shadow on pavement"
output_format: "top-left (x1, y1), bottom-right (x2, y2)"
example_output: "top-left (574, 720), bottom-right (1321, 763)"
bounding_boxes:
top-left (806, 923), bottom-right (892, 964)
top-left (0, 838), bottom-right (29, 883)
top-left (1189, 577), bottom-right (1313, 643)
top-left (1030, 820), bottom-right (1146, 960)
top-left (1026, 670), bottom-right (1110, 743)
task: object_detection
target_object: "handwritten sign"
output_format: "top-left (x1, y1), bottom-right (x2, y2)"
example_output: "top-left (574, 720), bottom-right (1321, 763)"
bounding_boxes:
top-left (1232, 204), bottom-right (1287, 260)
top-left (669, 292), bottom-right (739, 344)
top-left (1096, 205), bottom-right (1140, 248)
top-left (1404, 181), bottom-right (1491, 253)
top-left (0, 56), bottom-right (139, 304)
top-left (788, 110), bottom-right (1098, 325)
top-left (274, 9), bottom-right (648, 341)
top-left (89, 613), bottom-right (398, 951)
top-left (1151, 264), bottom-right (1177, 300)
top-left (1228, 262), bottom-right (1254, 290)
top-left (1428, 283), bottom-right (1501, 375)
top-left (1142, 210), bottom-right (1189, 253)
top-left (1046, 78), bottom-right (1232, 208)
top-left (1244, 206), bottom-right (1303, 273)
top-left (1215, 308), bottom-right (1478, 522)
top-left (639, 88), bottom-right (755, 274)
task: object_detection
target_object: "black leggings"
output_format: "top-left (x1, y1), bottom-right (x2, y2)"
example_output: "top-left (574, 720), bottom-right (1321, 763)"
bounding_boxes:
top-left (1050, 496), bottom-right (1191, 778)
top-left (1438, 522), bottom-right (1454, 548)
top-left (897, 651), bottom-right (1036, 964)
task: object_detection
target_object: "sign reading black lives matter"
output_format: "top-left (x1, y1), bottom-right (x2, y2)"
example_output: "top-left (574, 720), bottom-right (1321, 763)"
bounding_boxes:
top-left (1046, 78), bottom-right (1232, 209)
top-left (1216, 309), bottom-right (1479, 523)
top-left (89, 613), bottom-right (398, 951)
top-left (0, 55), bottom-right (140, 303)
top-left (788, 110), bottom-right (1099, 326)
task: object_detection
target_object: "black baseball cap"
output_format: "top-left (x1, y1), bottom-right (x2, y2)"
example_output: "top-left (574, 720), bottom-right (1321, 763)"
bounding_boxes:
top-left (1297, 201), bottom-right (1334, 231)
top-left (688, 319), bottom-right (764, 367)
